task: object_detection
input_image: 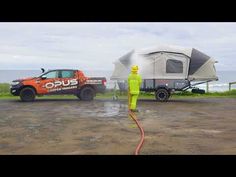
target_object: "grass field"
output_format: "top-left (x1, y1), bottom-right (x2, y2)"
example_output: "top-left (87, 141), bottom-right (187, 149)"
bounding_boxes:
top-left (1, 83), bottom-right (236, 100)
top-left (0, 83), bottom-right (12, 97)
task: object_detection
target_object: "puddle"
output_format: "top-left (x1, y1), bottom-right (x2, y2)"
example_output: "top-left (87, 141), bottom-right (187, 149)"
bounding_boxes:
top-left (78, 101), bottom-right (128, 118)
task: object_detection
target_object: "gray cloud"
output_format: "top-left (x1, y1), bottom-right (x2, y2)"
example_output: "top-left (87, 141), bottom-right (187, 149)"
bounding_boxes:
top-left (0, 23), bottom-right (236, 71)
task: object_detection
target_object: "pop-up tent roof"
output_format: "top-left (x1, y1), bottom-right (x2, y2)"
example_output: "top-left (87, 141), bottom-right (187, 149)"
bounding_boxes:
top-left (111, 45), bottom-right (218, 81)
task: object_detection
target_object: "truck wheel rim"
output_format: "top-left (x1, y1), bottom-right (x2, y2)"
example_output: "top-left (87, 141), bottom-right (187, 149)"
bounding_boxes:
top-left (158, 92), bottom-right (166, 99)
top-left (84, 90), bottom-right (92, 99)
top-left (24, 90), bottom-right (33, 100)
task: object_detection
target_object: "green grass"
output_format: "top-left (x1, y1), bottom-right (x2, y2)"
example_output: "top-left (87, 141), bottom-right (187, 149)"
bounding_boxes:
top-left (97, 89), bottom-right (236, 99)
top-left (0, 83), bottom-right (12, 97)
top-left (1, 83), bottom-right (236, 100)
top-left (172, 89), bottom-right (236, 98)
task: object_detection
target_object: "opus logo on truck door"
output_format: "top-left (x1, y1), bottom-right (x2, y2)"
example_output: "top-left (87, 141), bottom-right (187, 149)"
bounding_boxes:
top-left (45, 79), bottom-right (78, 89)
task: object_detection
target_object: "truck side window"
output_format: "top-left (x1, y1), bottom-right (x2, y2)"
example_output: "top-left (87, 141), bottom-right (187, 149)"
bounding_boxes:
top-left (166, 59), bottom-right (183, 73)
top-left (61, 70), bottom-right (75, 78)
top-left (43, 71), bottom-right (58, 78)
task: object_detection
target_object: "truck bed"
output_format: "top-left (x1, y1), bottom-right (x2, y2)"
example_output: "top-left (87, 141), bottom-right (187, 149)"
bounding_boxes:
top-left (86, 77), bottom-right (106, 93)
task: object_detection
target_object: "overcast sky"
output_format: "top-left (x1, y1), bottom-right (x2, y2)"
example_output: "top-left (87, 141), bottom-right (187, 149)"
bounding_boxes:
top-left (0, 22), bottom-right (236, 71)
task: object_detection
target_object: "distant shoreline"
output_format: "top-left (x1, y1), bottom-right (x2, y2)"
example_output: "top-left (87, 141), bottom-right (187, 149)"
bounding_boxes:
top-left (1, 70), bottom-right (236, 91)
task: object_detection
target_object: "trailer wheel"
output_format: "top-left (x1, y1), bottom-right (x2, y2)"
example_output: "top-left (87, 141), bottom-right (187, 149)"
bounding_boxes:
top-left (20, 87), bottom-right (36, 102)
top-left (79, 87), bottom-right (95, 101)
top-left (155, 88), bottom-right (169, 102)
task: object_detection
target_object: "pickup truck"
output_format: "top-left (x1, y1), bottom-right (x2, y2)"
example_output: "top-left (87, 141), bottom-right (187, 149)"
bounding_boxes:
top-left (10, 69), bottom-right (106, 102)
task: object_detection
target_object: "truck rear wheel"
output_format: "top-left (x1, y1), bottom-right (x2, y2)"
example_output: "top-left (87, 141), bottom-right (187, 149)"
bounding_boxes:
top-left (155, 88), bottom-right (169, 102)
top-left (76, 94), bottom-right (81, 100)
top-left (20, 87), bottom-right (36, 102)
top-left (79, 87), bottom-right (95, 101)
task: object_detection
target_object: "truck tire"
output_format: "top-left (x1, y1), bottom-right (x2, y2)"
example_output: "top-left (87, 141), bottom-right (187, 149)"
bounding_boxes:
top-left (79, 87), bottom-right (95, 101)
top-left (20, 87), bottom-right (36, 102)
top-left (76, 94), bottom-right (81, 100)
top-left (155, 88), bottom-right (169, 102)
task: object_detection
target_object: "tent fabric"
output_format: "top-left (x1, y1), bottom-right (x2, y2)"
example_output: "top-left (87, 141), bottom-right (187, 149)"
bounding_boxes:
top-left (119, 50), bottom-right (134, 66)
top-left (139, 45), bottom-right (192, 57)
top-left (189, 48), bottom-right (210, 75)
top-left (110, 45), bottom-right (218, 81)
top-left (188, 59), bottom-right (217, 80)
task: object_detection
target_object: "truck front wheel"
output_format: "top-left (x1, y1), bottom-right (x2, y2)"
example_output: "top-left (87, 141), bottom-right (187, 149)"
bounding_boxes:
top-left (79, 87), bottom-right (95, 101)
top-left (20, 87), bottom-right (36, 102)
top-left (155, 88), bottom-right (169, 102)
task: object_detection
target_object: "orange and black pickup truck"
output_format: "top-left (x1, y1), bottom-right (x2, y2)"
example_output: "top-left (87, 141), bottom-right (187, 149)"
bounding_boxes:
top-left (10, 69), bottom-right (106, 102)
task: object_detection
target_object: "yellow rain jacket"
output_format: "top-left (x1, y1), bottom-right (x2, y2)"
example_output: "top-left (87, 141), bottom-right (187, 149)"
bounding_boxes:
top-left (128, 73), bottom-right (142, 95)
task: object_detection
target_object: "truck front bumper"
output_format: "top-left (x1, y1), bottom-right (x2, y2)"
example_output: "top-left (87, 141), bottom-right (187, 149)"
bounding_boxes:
top-left (10, 84), bottom-right (22, 96)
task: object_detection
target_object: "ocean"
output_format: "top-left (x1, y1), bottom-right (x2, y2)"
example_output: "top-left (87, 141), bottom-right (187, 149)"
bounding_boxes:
top-left (0, 70), bottom-right (236, 92)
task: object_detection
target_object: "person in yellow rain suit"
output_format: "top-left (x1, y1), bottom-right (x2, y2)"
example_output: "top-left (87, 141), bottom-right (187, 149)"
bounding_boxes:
top-left (128, 65), bottom-right (142, 112)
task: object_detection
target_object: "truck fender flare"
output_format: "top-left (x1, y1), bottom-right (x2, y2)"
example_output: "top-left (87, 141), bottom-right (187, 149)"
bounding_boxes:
top-left (19, 85), bottom-right (37, 95)
top-left (78, 84), bottom-right (95, 93)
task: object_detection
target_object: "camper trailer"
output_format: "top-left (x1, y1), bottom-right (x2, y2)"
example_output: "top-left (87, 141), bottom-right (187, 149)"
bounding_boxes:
top-left (111, 45), bottom-right (218, 101)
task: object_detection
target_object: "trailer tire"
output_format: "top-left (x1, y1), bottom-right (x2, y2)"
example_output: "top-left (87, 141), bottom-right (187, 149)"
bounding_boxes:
top-left (155, 88), bottom-right (169, 102)
top-left (79, 87), bottom-right (95, 101)
top-left (20, 87), bottom-right (36, 102)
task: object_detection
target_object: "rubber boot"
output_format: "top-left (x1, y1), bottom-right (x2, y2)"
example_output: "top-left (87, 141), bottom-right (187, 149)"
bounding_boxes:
top-left (131, 109), bottom-right (139, 112)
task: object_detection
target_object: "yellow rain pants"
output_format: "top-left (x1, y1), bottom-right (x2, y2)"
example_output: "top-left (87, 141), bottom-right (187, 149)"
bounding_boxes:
top-left (128, 73), bottom-right (142, 110)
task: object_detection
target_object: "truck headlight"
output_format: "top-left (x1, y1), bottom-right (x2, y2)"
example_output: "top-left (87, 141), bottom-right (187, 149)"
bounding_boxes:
top-left (11, 81), bottom-right (20, 86)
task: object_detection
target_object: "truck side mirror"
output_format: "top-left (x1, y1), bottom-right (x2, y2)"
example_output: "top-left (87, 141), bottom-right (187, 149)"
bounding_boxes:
top-left (41, 76), bottom-right (47, 80)
top-left (41, 68), bottom-right (45, 73)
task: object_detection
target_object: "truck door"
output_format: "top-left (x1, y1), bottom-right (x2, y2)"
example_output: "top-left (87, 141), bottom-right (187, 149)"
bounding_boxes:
top-left (36, 70), bottom-right (60, 94)
top-left (58, 70), bottom-right (78, 94)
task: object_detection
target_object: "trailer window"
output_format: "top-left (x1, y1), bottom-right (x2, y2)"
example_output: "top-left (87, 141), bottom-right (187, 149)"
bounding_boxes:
top-left (166, 59), bottom-right (183, 73)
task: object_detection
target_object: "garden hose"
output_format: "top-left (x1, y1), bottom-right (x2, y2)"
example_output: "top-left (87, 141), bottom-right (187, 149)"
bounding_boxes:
top-left (128, 89), bottom-right (145, 155)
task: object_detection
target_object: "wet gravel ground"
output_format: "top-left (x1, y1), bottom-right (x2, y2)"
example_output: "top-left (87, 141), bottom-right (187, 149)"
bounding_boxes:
top-left (0, 97), bottom-right (236, 154)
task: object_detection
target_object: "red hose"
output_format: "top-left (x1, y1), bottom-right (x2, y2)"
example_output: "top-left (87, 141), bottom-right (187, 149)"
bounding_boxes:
top-left (129, 110), bottom-right (145, 155)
